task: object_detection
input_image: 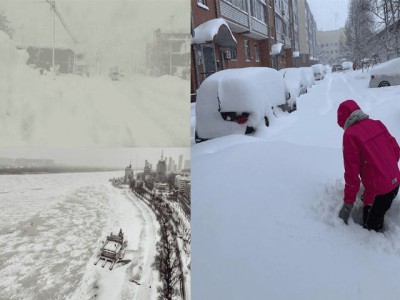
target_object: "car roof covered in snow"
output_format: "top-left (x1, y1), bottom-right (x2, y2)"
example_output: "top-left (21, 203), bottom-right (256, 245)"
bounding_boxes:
top-left (370, 57), bottom-right (400, 76)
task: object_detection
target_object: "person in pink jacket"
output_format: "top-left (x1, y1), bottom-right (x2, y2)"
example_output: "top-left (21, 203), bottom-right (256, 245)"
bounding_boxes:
top-left (337, 99), bottom-right (400, 231)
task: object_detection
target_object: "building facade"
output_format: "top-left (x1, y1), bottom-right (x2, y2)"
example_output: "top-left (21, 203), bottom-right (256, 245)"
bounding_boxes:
top-left (297, 0), bottom-right (317, 66)
top-left (155, 153), bottom-right (167, 182)
top-left (316, 28), bottom-right (346, 64)
top-left (191, 0), bottom-right (318, 99)
top-left (147, 29), bottom-right (190, 79)
top-left (124, 164), bottom-right (134, 183)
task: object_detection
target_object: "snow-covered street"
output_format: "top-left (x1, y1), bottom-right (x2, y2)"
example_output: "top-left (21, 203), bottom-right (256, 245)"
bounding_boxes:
top-left (0, 31), bottom-right (189, 147)
top-left (0, 172), bottom-right (160, 300)
top-left (192, 69), bottom-right (400, 299)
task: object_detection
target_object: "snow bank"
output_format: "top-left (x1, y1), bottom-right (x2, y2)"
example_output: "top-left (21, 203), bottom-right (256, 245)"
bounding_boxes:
top-left (192, 70), bottom-right (400, 299)
top-left (0, 70), bottom-right (189, 147)
top-left (0, 31), bottom-right (34, 78)
top-left (300, 67), bottom-right (315, 88)
top-left (279, 67), bottom-right (307, 97)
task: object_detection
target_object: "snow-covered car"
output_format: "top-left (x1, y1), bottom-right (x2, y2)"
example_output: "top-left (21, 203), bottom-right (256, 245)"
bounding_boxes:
top-left (311, 64), bottom-right (325, 81)
top-left (342, 61), bottom-right (352, 70)
top-left (369, 57), bottom-right (400, 88)
top-left (279, 68), bottom-right (308, 98)
top-left (299, 67), bottom-right (315, 88)
top-left (195, 67), bottom-right (288, 140)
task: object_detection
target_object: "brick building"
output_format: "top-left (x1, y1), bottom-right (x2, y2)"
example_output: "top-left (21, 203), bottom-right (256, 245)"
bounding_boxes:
top-left (191, 0), bottom-right (317, 100)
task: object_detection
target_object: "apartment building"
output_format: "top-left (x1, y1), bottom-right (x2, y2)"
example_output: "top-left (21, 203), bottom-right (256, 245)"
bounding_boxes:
top-left (272, 0), bottom-right (294, 69)
top-left (191, 0), bottom-right (317, 98)
top-left (297, 0), bottom-right (317, 66)
top-left (316, 28), bottom-right (346, 64)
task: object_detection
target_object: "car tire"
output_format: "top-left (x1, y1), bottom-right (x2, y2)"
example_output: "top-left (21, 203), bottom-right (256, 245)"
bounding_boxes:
top-left (378, 81), bottom-right (390, 87)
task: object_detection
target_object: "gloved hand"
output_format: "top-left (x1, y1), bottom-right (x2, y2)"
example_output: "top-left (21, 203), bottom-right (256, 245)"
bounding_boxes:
top-left (338, 202), bottom-right (354, 225)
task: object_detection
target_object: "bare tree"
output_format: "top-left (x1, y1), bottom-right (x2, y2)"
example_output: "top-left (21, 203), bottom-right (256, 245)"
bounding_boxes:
top-left (0, 11), bottom-right (14, 38)
top-left (361, 0), bottom-right (400, 59)
top-left (153, 219), bottom-right (181, 300)
top-left (344, 0), bottom-right (376, 60)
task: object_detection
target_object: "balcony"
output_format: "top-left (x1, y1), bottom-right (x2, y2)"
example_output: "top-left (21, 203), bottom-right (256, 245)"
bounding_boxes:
top-left (219, 0), bottom-right (268, 39)
top-left (220, 0), bottom-right (249, 29)
top-left (251, 17), bottom-right (268, 37)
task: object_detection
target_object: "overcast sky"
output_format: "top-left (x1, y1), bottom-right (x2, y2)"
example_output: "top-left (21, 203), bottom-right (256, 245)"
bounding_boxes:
top-left (0, 0), bottom-right (189, 69)
top-left (0, 148), bottom-right (190, 169)
top-left (307, 0), bottom-right (349, 31)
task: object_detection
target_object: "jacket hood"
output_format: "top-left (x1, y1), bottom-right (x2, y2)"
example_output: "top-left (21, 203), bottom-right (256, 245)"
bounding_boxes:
top-left (337, 100), bottom-right (361, 128)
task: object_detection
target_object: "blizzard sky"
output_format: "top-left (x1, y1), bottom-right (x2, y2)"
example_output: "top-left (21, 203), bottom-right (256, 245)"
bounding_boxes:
top-left (0, 147), bottom-right (190, 169)
top-left (307, 0), bottom-right (349, 31)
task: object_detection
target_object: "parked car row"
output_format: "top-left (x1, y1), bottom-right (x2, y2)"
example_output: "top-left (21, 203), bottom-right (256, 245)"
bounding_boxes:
top-left (195, 64), bottom-right (324, 141)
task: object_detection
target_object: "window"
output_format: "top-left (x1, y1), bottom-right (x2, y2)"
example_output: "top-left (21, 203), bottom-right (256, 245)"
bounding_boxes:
top-left (254, 44), bottom-right (260, 62)
top-left (251, 0), bottom-right (266, 23)
top-left (226, 0), bottom-right (247, 11)
top-left (197, 0), bottom-right (207, 6)
top-left (244, 40), bottom-right (251, 61)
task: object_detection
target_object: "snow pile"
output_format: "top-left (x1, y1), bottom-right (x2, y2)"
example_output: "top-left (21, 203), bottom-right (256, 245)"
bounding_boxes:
top-left (300, 66), bottom-right (315, 88)
top-left (279, 67), bottom-right (307, 97)
top-left (196, 67), bottom-right (287, 139)
top-left (311, 64), bottom-right (325, 74)
top-left (370, 57), bottom-right (400, 76)
top-left (0, 31), bottom-right (34, 78)
top-left (0, 31), bottom-right (20, 72)
top-left (192, 70), bottom-right (400, 299)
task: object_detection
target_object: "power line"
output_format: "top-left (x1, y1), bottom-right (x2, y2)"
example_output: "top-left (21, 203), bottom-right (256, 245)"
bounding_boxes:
top-left (45, 0), bottom-right (77, 44)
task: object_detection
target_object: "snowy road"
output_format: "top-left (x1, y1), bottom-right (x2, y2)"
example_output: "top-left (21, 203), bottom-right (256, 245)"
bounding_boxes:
top-left (1, 71), bottom-right (189, 147)
top-left (192, 70), bottom-right (400, 300)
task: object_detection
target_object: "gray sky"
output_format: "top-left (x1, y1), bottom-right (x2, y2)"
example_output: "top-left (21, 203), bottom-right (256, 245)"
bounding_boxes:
top-left (0, 0), bottom-right (189, 69)
top-left (307, 0), bottom-right (349, 31)
top-left (0, 148), bottom-right (190, 168)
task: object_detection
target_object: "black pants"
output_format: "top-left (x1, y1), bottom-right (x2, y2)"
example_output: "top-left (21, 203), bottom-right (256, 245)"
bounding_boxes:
top-left (363, 185), bottom-right (399, 231)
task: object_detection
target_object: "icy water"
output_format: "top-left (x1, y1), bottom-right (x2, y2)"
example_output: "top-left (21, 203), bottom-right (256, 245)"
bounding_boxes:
top-left (0, 171), bottom-right (120, 300)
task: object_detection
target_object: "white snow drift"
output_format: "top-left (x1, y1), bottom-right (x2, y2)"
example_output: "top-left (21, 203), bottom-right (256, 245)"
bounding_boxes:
top-left (192, 68), bottom-right (400, 300)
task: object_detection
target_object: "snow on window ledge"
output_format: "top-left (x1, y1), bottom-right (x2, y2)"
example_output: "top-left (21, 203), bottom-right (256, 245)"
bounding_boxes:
top-left (197, 2), bottom-right (209, 10)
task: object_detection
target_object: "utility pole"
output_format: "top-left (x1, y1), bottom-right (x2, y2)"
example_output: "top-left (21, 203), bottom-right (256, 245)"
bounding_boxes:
top-left (52, 0), bottom-right (56, 79)
top-left (169, 16), bottom-right (174, 76)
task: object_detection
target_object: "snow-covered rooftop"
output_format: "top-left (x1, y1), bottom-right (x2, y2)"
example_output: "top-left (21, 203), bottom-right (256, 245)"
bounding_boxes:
top-left (191, 18), bottom-right (236, 47)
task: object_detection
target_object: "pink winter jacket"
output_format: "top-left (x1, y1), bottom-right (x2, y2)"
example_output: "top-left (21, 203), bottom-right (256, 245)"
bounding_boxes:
top-left (337, 100), bottom-right (400, 206)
